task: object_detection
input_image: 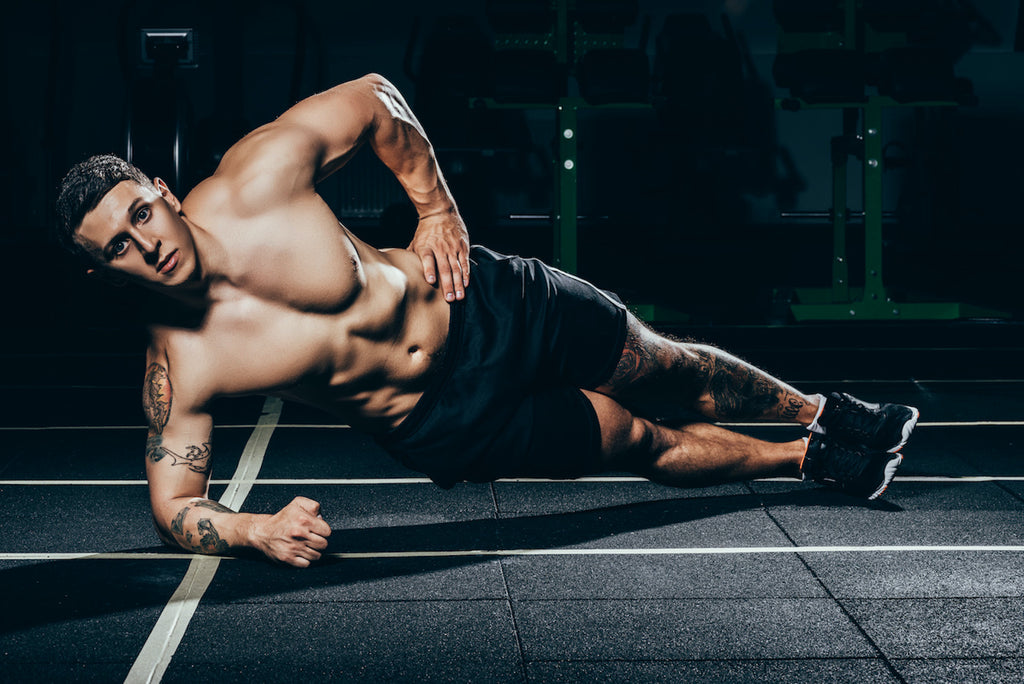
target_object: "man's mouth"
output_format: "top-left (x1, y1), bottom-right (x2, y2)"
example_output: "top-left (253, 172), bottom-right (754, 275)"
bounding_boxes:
top-left (158, 250), bottom-right (179, 275)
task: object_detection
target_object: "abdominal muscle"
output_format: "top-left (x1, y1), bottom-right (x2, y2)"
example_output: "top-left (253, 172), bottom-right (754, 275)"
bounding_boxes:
top-left (262, 244), bottom-right (451, 434)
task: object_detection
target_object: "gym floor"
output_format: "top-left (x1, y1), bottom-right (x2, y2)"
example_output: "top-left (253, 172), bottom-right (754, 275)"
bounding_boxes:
top-left (1, 320), bottom-right (1022, 683)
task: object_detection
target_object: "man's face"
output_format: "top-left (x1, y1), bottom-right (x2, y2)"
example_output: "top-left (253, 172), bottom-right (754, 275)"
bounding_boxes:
top-left (75, 179), bottom-right (200, 289)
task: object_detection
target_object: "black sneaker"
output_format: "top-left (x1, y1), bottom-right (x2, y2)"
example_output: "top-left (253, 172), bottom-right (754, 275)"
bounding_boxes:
top-left (812, 392), bottom-right (919, 453)
top-left (802, 434), bottom-right (903, 500)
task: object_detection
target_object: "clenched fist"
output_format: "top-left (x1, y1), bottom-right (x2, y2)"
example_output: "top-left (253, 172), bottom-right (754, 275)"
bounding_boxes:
top-left (250, 496), bottom-right (332, 568)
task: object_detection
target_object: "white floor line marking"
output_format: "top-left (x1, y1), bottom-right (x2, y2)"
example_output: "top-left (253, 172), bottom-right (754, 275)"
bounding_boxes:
top-left (324, 545), bottom-right (1024, 559)
top-left (124, 397), bottom-right (282, 684)
top-left (4, 475), bottom-right (1024, 487)
top-left (0, 423), bottom-right (342, 431)
top-left (1, 552), bottom-right (197, 560)
top-left (5, 544), bottom-right (1023, 563)
top-left (4, 419), bottom-right (1023, 432)
top-left (715, 420), bottom-right (1024, 428)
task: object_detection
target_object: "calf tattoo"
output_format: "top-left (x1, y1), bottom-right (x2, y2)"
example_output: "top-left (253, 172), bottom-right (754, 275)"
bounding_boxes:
top-left (694, 348), bottom-right (808, 421)
top-left (611, 325), bottom-right (658, 382)
top-left (697, 350), bottom-right (779, 420)
top-left (610, 323), bottom-right (807, 422)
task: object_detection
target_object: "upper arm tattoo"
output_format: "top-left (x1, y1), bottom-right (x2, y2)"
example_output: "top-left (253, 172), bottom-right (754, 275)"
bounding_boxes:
top-left (143, 360), bottom-right (212, 473)
top-left (146, 436), bottom-right (213, 474)
top-left (143, 362), bottom-right (171, 434)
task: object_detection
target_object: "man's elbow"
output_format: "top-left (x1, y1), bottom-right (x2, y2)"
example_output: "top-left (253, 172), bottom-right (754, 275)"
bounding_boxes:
top-left (152, 513), bottom-right (179, 548)
top-left (360, 72), bottom-right (392, 89)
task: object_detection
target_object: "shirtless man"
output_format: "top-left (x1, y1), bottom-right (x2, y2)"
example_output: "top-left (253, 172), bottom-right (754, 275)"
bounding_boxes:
top-left (56, 73), bottom-right (918, 568)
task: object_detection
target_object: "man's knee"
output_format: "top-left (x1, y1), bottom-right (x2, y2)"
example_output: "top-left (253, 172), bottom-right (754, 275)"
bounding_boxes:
top-left (582, 390), bottom-right (656, 467)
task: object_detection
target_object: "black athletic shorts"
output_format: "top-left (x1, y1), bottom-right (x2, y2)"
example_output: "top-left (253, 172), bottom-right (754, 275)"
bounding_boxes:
top-left (374, 246), bottom-right (628, 488)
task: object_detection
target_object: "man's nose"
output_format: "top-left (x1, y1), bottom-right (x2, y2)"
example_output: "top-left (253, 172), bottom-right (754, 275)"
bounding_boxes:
top-left (130, 229), bottom-right (159, 261)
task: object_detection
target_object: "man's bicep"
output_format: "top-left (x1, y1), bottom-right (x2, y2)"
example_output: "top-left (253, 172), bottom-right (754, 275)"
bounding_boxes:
top-left (273, 74), bottom-right (382, 179)
top-left (212, 75), bottom-right (384, 200)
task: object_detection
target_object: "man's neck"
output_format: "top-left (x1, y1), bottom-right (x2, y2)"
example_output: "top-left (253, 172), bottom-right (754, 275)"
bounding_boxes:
top-left (149, 215), bottom-right (225, 309)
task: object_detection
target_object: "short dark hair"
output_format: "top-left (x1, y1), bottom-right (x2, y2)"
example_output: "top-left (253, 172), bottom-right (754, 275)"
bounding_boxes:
top-left (55, 154), bottom-right (155, 264)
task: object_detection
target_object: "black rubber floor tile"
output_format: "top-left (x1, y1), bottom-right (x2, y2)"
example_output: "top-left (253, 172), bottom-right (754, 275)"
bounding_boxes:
top-left (493, 482), bottom-right (749, 516)
top-left (0, 559), bottom-right (188, 660)
top-left (526, 658), bottom-right (899, 683)
top-left (492, 486), bottom-right (791, 550)
top-left (748, 482), bottom-right (1024, 546)
top-left (514, 598), bottom-right (875, 661)
top-left (1003, 481), bottom-right (1024, 500)
top-left (894, 657), bottom-right (1024, 683)
top-left (501, 553), bottom-right (825, 600)
top-left (0, 484), bottom-right (159, 552)
top-left (258, 426), bottom-right (411, 479)
top-left (206, 556), bottom-right (508, 603)
top-left (240, 484), bottom-right (499, 553)
top-left (845, 598), bottom-right (1024, 659)
top-left (1, 664), bottom-right (132, 682)
top-left (169, 601), bottom-right (522, 681)
top-left (803, 551), bottom-right (1024, 599)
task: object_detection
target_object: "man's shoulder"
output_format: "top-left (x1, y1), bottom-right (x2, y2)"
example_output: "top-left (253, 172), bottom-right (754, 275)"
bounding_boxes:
top-left (145, 330), bottom-right (215, 411)
top-left (199, 124), bottom-right (320, 205)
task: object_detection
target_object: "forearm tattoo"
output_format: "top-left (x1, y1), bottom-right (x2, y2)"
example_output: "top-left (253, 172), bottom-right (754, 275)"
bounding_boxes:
top-left (192, 499), bottom-right (233, 514)
top-left (166, 501), bottom-right (234, 554)
top-left (197, 519), bottom-right (230, 554)
top-left (171, 505), bottom-right (190, 536)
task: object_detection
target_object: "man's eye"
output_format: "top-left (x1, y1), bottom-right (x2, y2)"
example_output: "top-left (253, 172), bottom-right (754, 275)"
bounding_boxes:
top-left (112, 239), bottom-right (130, 257)
top-left (135, 207), bottom-right (150, 223)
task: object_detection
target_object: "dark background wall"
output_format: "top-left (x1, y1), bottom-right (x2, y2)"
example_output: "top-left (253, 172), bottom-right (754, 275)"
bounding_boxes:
top-left (3, 0), bottom-right (1023, 334)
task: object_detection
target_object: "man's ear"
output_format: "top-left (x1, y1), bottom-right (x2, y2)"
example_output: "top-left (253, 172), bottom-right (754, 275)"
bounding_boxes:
top-left (85, 266), bottom-right (127, 287)
top-left (152, 177), bottom-right (182, 212)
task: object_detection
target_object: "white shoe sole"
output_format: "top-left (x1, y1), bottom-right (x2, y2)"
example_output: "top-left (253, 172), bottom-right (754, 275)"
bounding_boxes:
top-left (888, 407), bottom-right (921, 453)
top-left (868, 453), bottom-right (904, 500)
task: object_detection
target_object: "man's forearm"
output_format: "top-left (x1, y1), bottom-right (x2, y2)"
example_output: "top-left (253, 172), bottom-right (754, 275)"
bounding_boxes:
top-left (366, 76), bottom-right (457, 219)
top-left (156, 497), bottom-right (261, 556)
top-left (154, 495), bottom-right (331, 566)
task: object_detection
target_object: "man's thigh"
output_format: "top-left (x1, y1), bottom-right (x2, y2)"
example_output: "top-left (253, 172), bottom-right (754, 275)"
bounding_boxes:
top-left (467, 385), bottom-right (608, 481)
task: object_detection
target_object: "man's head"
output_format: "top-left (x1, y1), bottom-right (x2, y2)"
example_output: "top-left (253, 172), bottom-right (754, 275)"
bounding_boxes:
top-left (56, 155), bottom-right (156, 263)
top-left (56, 154), bottom-right (200, 289)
